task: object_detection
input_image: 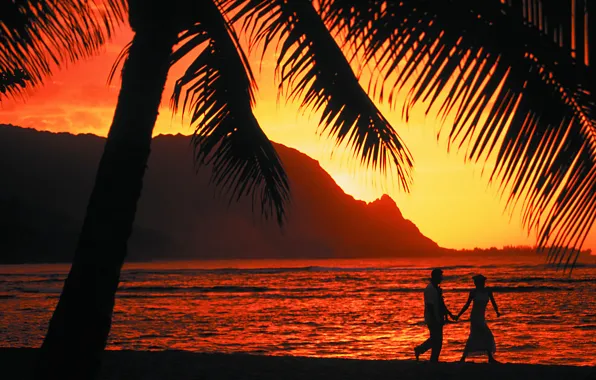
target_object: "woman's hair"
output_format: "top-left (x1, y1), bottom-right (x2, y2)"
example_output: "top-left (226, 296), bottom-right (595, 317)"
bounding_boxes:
top-left (472, 274), bottom-right (487, 286)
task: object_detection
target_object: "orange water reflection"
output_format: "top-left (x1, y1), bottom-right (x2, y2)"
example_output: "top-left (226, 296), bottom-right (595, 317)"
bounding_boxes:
top-left (1, 258), bottom-right (594, 365)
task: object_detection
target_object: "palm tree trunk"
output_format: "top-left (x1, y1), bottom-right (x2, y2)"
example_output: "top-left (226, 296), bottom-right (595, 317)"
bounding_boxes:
top-left (35, 25), bottom-right (178, 380)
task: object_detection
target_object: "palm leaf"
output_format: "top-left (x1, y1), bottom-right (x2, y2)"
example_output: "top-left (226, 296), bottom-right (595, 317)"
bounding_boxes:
top-left (222, 0), bottom-right (414, 191)
top-left (171, 0), bottom-right (290, 225)
top-left (322, 0), bottom-right (596, 269)
top-left (0, 68), bottom-right (30, 95)
top-left (0, 0), bottom-right (126, 98)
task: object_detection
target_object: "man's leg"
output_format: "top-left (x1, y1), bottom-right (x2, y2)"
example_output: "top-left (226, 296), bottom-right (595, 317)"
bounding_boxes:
top-left (415, 324), bottom-right (434, 358)
top-left (429, 324), bottom-right (443, 362)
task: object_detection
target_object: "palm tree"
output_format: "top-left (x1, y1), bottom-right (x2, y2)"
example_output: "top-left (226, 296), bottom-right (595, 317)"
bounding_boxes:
top-left (0, 69), bottom-right (30, 95)
top-left (28, 0), bottom-right (412, 378)
top-left (225, 0), bottom-right (595, 268)
top-left (0, 0), bottom-right (126, 99)
top-left (313, 0), bottom-right (596, 269)
top-left (3, 0), bottom-right (593, 378)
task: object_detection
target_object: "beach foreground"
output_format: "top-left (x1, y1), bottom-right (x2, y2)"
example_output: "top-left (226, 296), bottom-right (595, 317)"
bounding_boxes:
top-left (1, 349), bottom-right (594, 380)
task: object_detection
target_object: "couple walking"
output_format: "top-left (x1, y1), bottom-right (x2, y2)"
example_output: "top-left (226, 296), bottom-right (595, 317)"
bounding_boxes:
top-left (414, 268), bottom-right (501, 363)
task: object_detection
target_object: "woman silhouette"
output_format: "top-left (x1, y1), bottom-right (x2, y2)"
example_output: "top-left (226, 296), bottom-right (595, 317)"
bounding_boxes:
top-left (456, 274), bottom-right (501, 363)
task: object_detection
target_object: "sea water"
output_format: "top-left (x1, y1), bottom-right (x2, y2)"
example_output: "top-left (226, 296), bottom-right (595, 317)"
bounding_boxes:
top-left (1, 257), bottom-right (594, 366)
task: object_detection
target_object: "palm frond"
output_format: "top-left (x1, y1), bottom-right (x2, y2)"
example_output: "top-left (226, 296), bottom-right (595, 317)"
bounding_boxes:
top-left (322, 0), bottom-right (596, 269)
top-left (223, 0), bottom-right (414, 191)
top-left (0, 68), bottom-right (31, 95)
top-left (107, 41), bottom-right (133, 85)
top-left (0, 0), bottom-right (126, 98)
top-left (171, 0), bottom-right (290, 226)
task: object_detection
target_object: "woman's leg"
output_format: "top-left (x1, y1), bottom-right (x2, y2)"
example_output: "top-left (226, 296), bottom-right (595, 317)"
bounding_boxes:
top-left (460, 338), bottom-right (470, 362)
top-left (487, 350), bottom-right (499, 363)
top-left (460, 348), bottom-right (468, 362)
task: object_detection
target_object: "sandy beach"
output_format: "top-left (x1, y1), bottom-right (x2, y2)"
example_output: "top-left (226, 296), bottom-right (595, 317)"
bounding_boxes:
top-left (2, 348), bottom-right (594, 380)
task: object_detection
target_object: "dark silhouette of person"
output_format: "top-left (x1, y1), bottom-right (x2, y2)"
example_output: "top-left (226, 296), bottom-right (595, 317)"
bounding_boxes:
top-left (456, 274), bottom-right (501, 363)
top-left (414, 268), bottom-right (456, 362)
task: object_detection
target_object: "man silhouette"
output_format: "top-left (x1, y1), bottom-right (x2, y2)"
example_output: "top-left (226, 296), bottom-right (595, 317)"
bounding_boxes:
top-left (414, 268), bottom-right (456, 362)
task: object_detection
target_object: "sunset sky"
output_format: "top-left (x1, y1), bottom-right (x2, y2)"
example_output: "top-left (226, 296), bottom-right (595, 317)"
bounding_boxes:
top-left (1, 24), bottom-right (595, 253)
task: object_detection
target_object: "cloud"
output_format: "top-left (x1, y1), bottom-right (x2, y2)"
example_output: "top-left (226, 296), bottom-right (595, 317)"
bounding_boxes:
top-left (2, 105), bottom-right (113, 136)
top-left (71, 83), bottom-right (118, 107)
top-left (71, 110), bottom-right (106, 131)
top-left (17, 114), bottom-right (73, 133)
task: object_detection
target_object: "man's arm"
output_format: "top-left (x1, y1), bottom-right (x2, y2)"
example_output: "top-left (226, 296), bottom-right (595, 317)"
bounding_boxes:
top-left (444, 303), bottom-right (456, 320)
top-left (438, 289), bottom-right (455, 321)
top-left (444, 301), bottom-right (456, 321)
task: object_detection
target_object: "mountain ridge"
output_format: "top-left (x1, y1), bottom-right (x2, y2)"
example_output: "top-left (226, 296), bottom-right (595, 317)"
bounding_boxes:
top-left (0, 124), bottom-right (444, 263)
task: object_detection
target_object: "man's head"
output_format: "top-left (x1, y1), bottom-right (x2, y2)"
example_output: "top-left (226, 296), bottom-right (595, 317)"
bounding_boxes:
top-left (431, 268), bottom-right (443, 285)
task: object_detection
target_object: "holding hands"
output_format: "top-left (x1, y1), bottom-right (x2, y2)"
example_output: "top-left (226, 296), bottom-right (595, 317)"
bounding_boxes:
top-left (442, 312), bottom-right (458, 323)
top-left (449, 309), bottom-right (501, 322)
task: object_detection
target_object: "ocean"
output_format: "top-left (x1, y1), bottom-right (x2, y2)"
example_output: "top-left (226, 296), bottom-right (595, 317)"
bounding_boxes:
top-left (1, 257), bottom-right (595, 366)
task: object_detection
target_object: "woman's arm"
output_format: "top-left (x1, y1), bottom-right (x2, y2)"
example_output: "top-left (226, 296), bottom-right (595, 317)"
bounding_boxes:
top-left (489, 291), bottom-right (501, 317)
top-left (457, 291), bottom-right (474, 319)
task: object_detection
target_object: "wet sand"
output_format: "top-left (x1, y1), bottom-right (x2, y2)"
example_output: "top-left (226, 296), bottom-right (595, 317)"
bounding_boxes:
top-left (1, 348), bottom-right (594, 380)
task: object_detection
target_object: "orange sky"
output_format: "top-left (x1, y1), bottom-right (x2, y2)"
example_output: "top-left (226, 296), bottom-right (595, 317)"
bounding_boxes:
top-left (1, 24), bottom-right (595, 253)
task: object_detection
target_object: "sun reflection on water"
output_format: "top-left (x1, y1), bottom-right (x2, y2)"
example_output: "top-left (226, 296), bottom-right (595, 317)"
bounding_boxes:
top-left (1, 258), bottom-right (595, 366)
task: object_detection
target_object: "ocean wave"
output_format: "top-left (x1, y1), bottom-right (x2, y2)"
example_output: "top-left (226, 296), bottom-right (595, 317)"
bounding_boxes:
top-left (372, 287), bottom-right (420, 293)
top-left (334, 275), bottom-right (367, 281)
top-left (260, 293), bottom-right (338, 300)
top-left (4, 284), bottom-right (570, 296)
top-left (0, 273), bottom-right (65, 278)
top-left (0, 276), bottom-right (65, 287)
top-left (2, 262), bottom-right (594, 278)
top-left (510, 263), bottom-right (596, 270)
top-left (488, 285), bottom-right (567, 292)
top-left (9, 286), bottom-right (62, 294)
top-left (118, 285), bottom-right (327, 294)
top-left (114, 284), bottom-right (568, 295)
top-left (119, 285), bottom-right (272, 293)
top-left (117, 294), bottom-right (180, 299)
top-left (572, 263), bottom-right (596, 268)
top-left (505, 343), bottom-right (540, 351)
top-left (123, 267), bottom-right (324, 276)
top-left (372, 285), bottom-right (567, 293)
top-left (573, 325), bottom-right (596, 330)
top-left (506, 277), bottom-right (596, 284)
top-left (121, 265), bottom-right (508, 277)
top-left (25, 278), bottom-right (63, 284)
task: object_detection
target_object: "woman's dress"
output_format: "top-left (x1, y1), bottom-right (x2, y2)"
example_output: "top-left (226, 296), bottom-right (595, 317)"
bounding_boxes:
top-left (464, 290), bottom-right (496, 354)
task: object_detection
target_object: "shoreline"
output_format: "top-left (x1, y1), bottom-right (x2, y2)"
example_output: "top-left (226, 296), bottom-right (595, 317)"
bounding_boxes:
top-left (2, 348), bottom-right (594, 380)
top-left (1, 255), bottom-right (595, 267)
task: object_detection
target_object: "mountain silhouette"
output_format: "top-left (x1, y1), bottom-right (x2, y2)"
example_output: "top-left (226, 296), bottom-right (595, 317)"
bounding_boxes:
top-left (0, 125), bottom-right (443, 263)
